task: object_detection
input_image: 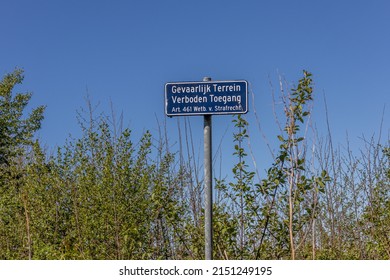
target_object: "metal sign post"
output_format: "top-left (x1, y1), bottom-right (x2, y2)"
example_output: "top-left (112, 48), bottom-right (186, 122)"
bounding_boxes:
top-left (202, 77), bottom-right (213, 260)
top-left (165, 77), bottom-right (248, 260)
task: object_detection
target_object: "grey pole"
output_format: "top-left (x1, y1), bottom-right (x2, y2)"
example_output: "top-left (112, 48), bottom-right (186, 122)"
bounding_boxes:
top-left (203, 76), bottom-right (213, 260)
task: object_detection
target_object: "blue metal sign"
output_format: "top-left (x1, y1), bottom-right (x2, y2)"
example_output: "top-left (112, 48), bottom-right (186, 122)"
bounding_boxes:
top-left (165, 80), bottom-right (248, 116)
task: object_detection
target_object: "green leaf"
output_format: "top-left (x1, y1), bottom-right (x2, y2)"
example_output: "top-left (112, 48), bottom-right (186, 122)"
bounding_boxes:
top-left (277, 135), bottom-right (285, 142)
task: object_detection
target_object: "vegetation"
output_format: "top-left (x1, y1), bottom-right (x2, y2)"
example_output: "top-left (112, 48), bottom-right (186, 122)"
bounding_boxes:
top-left (0, 68), bottom-right (388, 259)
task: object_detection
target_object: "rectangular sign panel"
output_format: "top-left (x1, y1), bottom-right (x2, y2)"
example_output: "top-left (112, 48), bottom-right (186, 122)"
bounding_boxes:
top-left (165, 80), bottom-right (248, 116)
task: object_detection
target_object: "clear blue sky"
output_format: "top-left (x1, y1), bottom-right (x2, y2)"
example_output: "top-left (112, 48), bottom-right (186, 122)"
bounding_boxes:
top-left (1, 0), bottom-right (389, 177)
